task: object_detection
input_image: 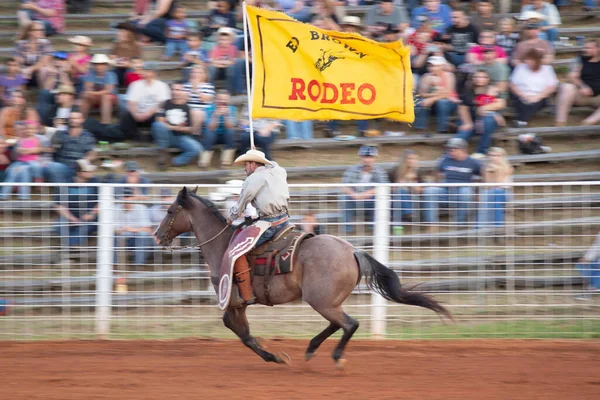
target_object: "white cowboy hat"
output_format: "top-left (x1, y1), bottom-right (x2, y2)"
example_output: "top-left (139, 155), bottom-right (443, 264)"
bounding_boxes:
top-left (217, 26), bottom-right (237, 38)
top-left (427, 55), bottom-right (447, 66)
top-left (233, 149), bottom-right (272, 166)
top-left (91, 53), bottom-right (112, 64)
top-left (68, 35), bottom-right (93, 47)
top-left (341, 16), bottom-right (361, 27)
top-left (208, 192), bottom-right (227, 202)
top-left (516, 10), bottom-right (547, 21)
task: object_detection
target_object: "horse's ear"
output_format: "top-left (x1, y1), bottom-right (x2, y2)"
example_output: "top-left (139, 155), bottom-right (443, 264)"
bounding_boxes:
top-left (180, 187), bottom-right (188, 197)
top-left (191, 186), bottom-right (198, 194)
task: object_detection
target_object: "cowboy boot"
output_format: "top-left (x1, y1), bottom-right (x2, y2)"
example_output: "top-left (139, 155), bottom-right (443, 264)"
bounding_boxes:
top-left (198, 150), bottom-right (213, 168)
top-left (220, 149), bottom-right (236, 167)
top-left (233, 255), bottom-right (255, 305)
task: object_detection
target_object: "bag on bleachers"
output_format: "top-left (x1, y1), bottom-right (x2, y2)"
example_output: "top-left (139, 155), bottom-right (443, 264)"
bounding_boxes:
top-left (518, 133), bottom-right (546, 155)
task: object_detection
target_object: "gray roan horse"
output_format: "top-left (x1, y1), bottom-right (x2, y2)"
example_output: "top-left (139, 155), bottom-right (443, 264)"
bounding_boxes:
top-left (154, 187), bottom-right (452, 367)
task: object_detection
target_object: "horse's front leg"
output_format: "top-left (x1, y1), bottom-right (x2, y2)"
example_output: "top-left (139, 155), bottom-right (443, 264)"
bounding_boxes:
top-left (222, 307), bottom-right (291, 365)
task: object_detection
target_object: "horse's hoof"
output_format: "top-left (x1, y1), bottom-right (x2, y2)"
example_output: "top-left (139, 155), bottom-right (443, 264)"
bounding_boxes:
top-left (336, 358), bottom-right (346, 370)
top-left (305, 351), bottom-right (317, 361)
top-left (275, 351), bottom-right (292, 366)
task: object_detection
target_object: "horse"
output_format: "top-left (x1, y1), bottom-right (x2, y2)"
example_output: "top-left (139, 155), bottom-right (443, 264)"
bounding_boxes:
top-left (154, 186), bottom-right (452, 367)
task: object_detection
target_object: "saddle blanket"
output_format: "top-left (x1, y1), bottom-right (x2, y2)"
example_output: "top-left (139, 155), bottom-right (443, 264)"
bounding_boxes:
top-left (249, 231), bottom-right (310, 276)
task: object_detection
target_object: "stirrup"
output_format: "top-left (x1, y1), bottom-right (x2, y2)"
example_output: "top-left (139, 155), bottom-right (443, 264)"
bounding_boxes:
top-left (243, 298), bottom-right (256, 306)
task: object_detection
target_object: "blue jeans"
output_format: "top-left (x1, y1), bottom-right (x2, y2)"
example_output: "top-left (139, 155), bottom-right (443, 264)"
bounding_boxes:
top-left (136, 17), bottom-right (167, 43)
top-left (37, 89), bottom-right (55, 122)
top-left (423, 186), bottom-right (474, 224)
top-left (576, 262), bottom-right (600, 290)
top-left (478, 188), bottom-right (510, 228)
top-left (239, 131), bottom-right (275, 160)
top-left (456, 114), bottom-right (499, 154)
top-left (151, 121), bottom-right (203, 166)
top-left (1, 161), bottom-right (43, 199)
top-left (446, 52), bottom-right (466, 67)
top-left (208, 64), bottom-right (237, 94)
top-left (46, 162), bottom-right (75, 183)
top-left (391, 188), bottom-right (414, 226)
top-left (114, 231), bottom-right (154, 265)
top-left (234, 58), bottom-right (251, 95)
top-left (256, 215), bottom-right (290, 246)
top-left (164, 40), bottom-right (188, 58)
top-left (539, 28), bottom-right (559, 44)
top-left (339, 195), bottom-right (375, 233)
top-left (414, 99), bottom-right (457, 132)
top-left (328, 120), bottom-right (368, 133)
top-left (57, 218), bottom-right (97, 247)
top-left (203, 127), bottom-right (234, 150)
top-left (285, 120), bottom-right (313, 139)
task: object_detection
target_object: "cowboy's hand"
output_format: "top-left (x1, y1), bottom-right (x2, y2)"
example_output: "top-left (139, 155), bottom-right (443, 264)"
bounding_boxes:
top-left (226, 218), bottom-right (233, 225)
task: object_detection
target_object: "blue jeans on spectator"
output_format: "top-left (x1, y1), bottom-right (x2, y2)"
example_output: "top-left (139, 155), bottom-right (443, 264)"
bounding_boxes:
top-left (478, 188), bottom-right (510, 228)
top-left (391, 188), bottom-right (415, 226)
top-left (136, 18), bottom-right (167, 43)
top-left (208, 64), bottom-right (237, 94)
top-left (164, 40), bottom-right (188, 58)
top-left (414, 99), bottom-right (457, 132)
top-left (584, 0), bottom-right (597, 8)
top-left (0, 161), bottom-right (42, 199)
top-left (576, 261), bottom-right (600, 290)
top-left (203, 127), bottom-right (235, 150)
top-left (37, 89), bottom-right (55, 121)
top-left (46, 162), bottom-right (75, 183)
top-left (114, 231), bottom-right (154, 265)
top-left (57, 218), bottom-right (97, 247)
top-left (339, 194), bottom-right (375, 234)
top-left (239, 131), bottom-right (275, 160)
top-left (285, 120), bottom-right (313, 139)
top-left (446, 52), bottom-right (466, 67)
top-left (234, 58), bottom-right (251, 95)
top-left (423, 186), bottom-right (474, 224)
top-left (151, 121), bottom-right (203, 166)
top-left (456, 113), bottom-right (499, 154)
top-left (539, 28), bottom-right (559, 44)
top-left (328, 120), bottom-right (368, 134)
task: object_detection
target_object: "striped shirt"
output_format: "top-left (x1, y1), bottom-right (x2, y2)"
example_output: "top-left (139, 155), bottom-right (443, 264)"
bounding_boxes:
top-left (14, 39), bottom-right (53, 66)
top-left (183, 81), bottom-right (215, 110)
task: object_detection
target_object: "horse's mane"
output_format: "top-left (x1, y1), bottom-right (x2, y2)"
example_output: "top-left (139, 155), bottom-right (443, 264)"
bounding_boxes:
top-left (177, 191), bottom-right (231, 226)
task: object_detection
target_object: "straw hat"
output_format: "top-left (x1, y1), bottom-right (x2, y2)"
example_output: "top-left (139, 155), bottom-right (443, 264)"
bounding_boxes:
top-left (54, 84), bottom-right (76, 95)
top-left (68, 35), bottom-right (93, 47)
top-left (233, 149), bottom-right (272, 166)
top-left (91, 53), bottom-right (111, 64)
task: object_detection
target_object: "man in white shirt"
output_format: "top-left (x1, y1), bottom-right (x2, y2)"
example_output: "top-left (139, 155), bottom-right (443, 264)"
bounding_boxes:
top-left (119, 62), bottom-right (171, 141)
top-left (114, 188), bottom-right (155, 265)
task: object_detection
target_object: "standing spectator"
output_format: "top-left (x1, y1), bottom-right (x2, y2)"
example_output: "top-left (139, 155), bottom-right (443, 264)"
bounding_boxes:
top-left (575, 232), bottom-right (600, 300)
top-left (478, 146), bottom-right (513, 228)
top-left (436, 8), bottom-right (479, 67)
top-left (511, 22), bottom-right (554, 67)
top-left (46, 109), bottom-right (96, 183)
top-left (365, 0), bottom-right (410, 40)
top-left (18, 0), bottom-right (65, 38)
top-left (114, 188), bottom-right (154, 266)
top-left (115, 161), bottom-right (152, 200)
top-left (151, 82), bottom-right (202, 170)
top-left (480, 47), bottom-right (510, 98)
top-left (411, 0), bottom-right (452, 34)
top-left (120, 63), bottom-right (171, 141)
top-left (67, 35), bottom-right (92, 92)
top-left (495, 18), bottom-right (520, 58)
top-left (209, 28), bottom-right (238, 94)
top-left (81, 54), bottom-right (118, 125)
top-left (135, 0), bottom-right (178, 44)
top-left (0, 90), bottom-right (39, 140)
top-left (470, 0), bottom-right (498, 32)
top-left (389, 150), bottom-right (422, 233)
top-left (162, 5), bottom-right (189, 60)
top-left (521, 0), bottom-right (561, 44)
top-left (339, 146), bottom-right (389, 234)
top-left (14, 22), bottom-right (52, 87)
top-left (201, 90), bottom-right (238, 168)
top-left (414, 56), bottom-right (459, 133)
top-left (204, 0), bottom-right (237, 37)
top-left (466, 31), bottom-right (508, 66)
top-left (423, 138), bottom-right (481, 232)
top-left (111, 23), bottom-right (142, 87)
top-left (456, 70), bottom-right (506, 156)
top-left (0, 58), bottom-right (26, 107)
top-left (555, 39), bottom-right (600, 126)
top-left (509, 49), bottom-right (558, 127)
top-left (181, 32), bottom-right (209, 80)
top-left (184, 64), bottom-right (215, 137)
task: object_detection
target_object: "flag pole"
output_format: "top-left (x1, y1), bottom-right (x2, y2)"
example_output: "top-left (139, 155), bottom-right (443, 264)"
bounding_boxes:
top-left (242, 3), bottom-right (255, 150)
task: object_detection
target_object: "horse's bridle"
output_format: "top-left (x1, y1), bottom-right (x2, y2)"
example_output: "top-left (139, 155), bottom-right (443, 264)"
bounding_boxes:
top-left (160, 204), bottom-right (230, 251)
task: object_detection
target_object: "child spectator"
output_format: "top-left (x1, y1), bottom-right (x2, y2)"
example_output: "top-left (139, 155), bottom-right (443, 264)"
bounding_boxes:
top-left (162, 5), bottom-right (189, 60)
top-left (0, 58), bottom-right (26, 107)
top-left (181, 32), bottom-right (209, 80)
top-left (67, 35), bottom-right (92, 92)
top-left (209, 27), bottom-right (238, 94)
top-left (495, 18), bottom-right (520, 57)
top-left (205, 0), bottom-right (237, 37)
top-left (81, 54), bottom-right (118, 124)
top-left (111, 23), bottom-right (141, 87)
top-left (183, 64), bottom-right (215, 137)
top-left (0, 90), bottom-right (39, 140)
top-left (124, 57), bottom-right (145, 88)
top-left (411, 0), bottom-right (452, 34)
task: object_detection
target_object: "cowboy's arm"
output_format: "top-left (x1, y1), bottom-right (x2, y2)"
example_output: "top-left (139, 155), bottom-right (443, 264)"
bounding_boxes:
top-left (228, 176), bottom-right (264, 221)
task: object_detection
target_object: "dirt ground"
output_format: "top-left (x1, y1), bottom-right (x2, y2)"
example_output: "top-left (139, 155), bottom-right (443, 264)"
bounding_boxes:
top-left (1, 339), bottom-right (599, 400)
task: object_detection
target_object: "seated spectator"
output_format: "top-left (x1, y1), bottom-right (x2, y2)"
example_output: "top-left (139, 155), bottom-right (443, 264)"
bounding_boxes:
top-left (204, 0), bottom-right (237, 37)
top-left (134, 0), bottom-right (178, 44)
top-left (495, 18), bottom-right (520, 59)
top-left (209, 28), bottom-right (238, 95)
top-left (275, 0), bottom-right (311, 22)
top-left (81, 54), bottom-right (118, 125)
top-left (47, 109), bottom-right (96, 183)
top-left (0, 121), bottom-right (47, 200)
top-left (123, 57), bottom-right (144, 89)
top-left (151, 82), bottom-right (203, 170)
top-left (0, 90), bottom-right (39, 140)
top-left (18, 0), bottom-right (65, 38)
top-left (340, 15), bottom-right (363, 35)
top-left (480, 47), bottom-right (510, 98)
top-left (389, 150), bottom-right (422, 233)
top-left (339, 145), bottom-right (389, 234)
top-left (471, 0), bottom-right (498, 32)
top-left (365, 0), bottom-right (409, 40)
top-left (556, 39), bottom-right (600, 126)
top-left (181, 32), bottom-right (209, 81)
top-left (38, 52), bottom-right (72, 115)
top-left (54, 159), bottom-right (98, 247)
top-left (239, 118), bottom-right (282, 162)
top-left (511, 22), bottom-right (554, 67)
top-left (575, 231), bottom-right (600, 300)
top-left (423, 138), bottom-right (481, 232)
top-left (67, 35), bottom-right (92, 93)
top-left (41, 84), bottom-right (75, 130)
top-left (456, 69), bottom-right (506, 156)
top-left (0, 58), bottom-right (26, 107)
top-left (407, 16), bottom-right (439, 87)
top-left (200, 90), bottom-right (238, 167)
top-left (509, 49), bottom-right (558, 127)
top-left (521, 0), bottom-right (561, 44)
top-left (184, 65), bottom-right (215, 137)
top-left (115, 161), bottom-right (151, 199)
top-left (284, 120), bottom-right (313, 140)
top-left (311, 0), bottom-right (342, 31)
top-left (414, 56), bottom-right (459, 133)
top-left (14, 22), bottom-right (52, 87)
top-left (111, 23), bottom-right (141, 87)
top-left (149, 188), bottom-right (175, 227)
top-left (411, 0), bottom-right (452, 34)
top-left (435, 8), bottom-right (479, 67)
top-left (466, 31), bottom-right (508, 66)
top-left (114, 188), bottom-right (154, 266)
top-left (477, 147), bottom-right (513, 228)
top-left (119, 63), bottom-right (171, 141)
top-left (162, 5), bottom-right (189, 60)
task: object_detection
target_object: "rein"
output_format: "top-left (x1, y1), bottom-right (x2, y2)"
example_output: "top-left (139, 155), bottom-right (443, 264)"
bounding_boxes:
top-left (163, 205), bottom-right (230, 252)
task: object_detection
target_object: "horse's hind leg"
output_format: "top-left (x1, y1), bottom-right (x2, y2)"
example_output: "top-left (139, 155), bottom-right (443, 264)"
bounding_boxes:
top-left (223, 307), bottom-right (290, 365)
top-left (305, 323), bottom-right (340, 361)
top-left (313, 307), bottom-right (359, 368)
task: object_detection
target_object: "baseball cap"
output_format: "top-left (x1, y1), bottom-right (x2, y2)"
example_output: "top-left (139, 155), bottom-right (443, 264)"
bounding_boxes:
top-left (446, 138), bottom-right (467, 149)
top-left (125, 161), bottom-right (139, 172)
top-left (358, 145), bottom-right (379, 157)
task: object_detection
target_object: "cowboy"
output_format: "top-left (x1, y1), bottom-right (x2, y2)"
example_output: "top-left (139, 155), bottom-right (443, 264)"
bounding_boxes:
top-left (227, 149), bottom-right (290, 305)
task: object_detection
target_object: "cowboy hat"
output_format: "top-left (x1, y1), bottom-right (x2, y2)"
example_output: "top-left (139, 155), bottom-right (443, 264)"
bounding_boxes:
top-left (516, 10), bottom-right (547, 21)
top-left (233, 149), bottom-right (272, 166)
top-left (217, 26), bottom-right (237, 38)
top-left (91, 53), bottom-right (112, 64)
top-left (54, 84), bottom-right (76, 95)
top-left (341, 16), bottom-right (361, 27)
top-left (68, 35), bottom-right (93, 46)
top-left (217, 179), bottom-right (245, 196)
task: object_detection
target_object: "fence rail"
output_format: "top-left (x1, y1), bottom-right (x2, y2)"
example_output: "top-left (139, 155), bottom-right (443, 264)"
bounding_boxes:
top-left (0, 182), bottom-right (599, 340)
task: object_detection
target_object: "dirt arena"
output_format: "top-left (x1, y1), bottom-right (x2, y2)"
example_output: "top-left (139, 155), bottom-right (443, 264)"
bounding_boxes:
top-left (2, 339), bottom-right (599, 400)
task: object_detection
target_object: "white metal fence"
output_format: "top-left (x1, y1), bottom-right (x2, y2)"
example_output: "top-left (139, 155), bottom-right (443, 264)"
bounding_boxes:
top-left (1, 182), bottom-right (599, 340)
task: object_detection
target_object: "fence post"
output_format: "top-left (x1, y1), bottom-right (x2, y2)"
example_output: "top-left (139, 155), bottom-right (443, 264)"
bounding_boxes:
top-left (371, 185), bottom-right (391, 339)
top-left (95, 184), bottom-right (115, 339)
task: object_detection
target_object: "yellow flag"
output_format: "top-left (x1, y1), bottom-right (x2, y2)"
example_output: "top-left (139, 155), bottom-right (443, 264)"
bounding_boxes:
top-left (244, 5), bottom-right (414, 123)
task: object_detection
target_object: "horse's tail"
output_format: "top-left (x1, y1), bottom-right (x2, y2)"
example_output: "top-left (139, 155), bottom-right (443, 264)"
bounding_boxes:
top-left (354, 251), bottom-right (453, 320)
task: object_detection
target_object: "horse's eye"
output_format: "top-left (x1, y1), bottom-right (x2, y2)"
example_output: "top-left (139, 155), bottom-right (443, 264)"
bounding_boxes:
top-left (167, 210), bottom-right (173, 215)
